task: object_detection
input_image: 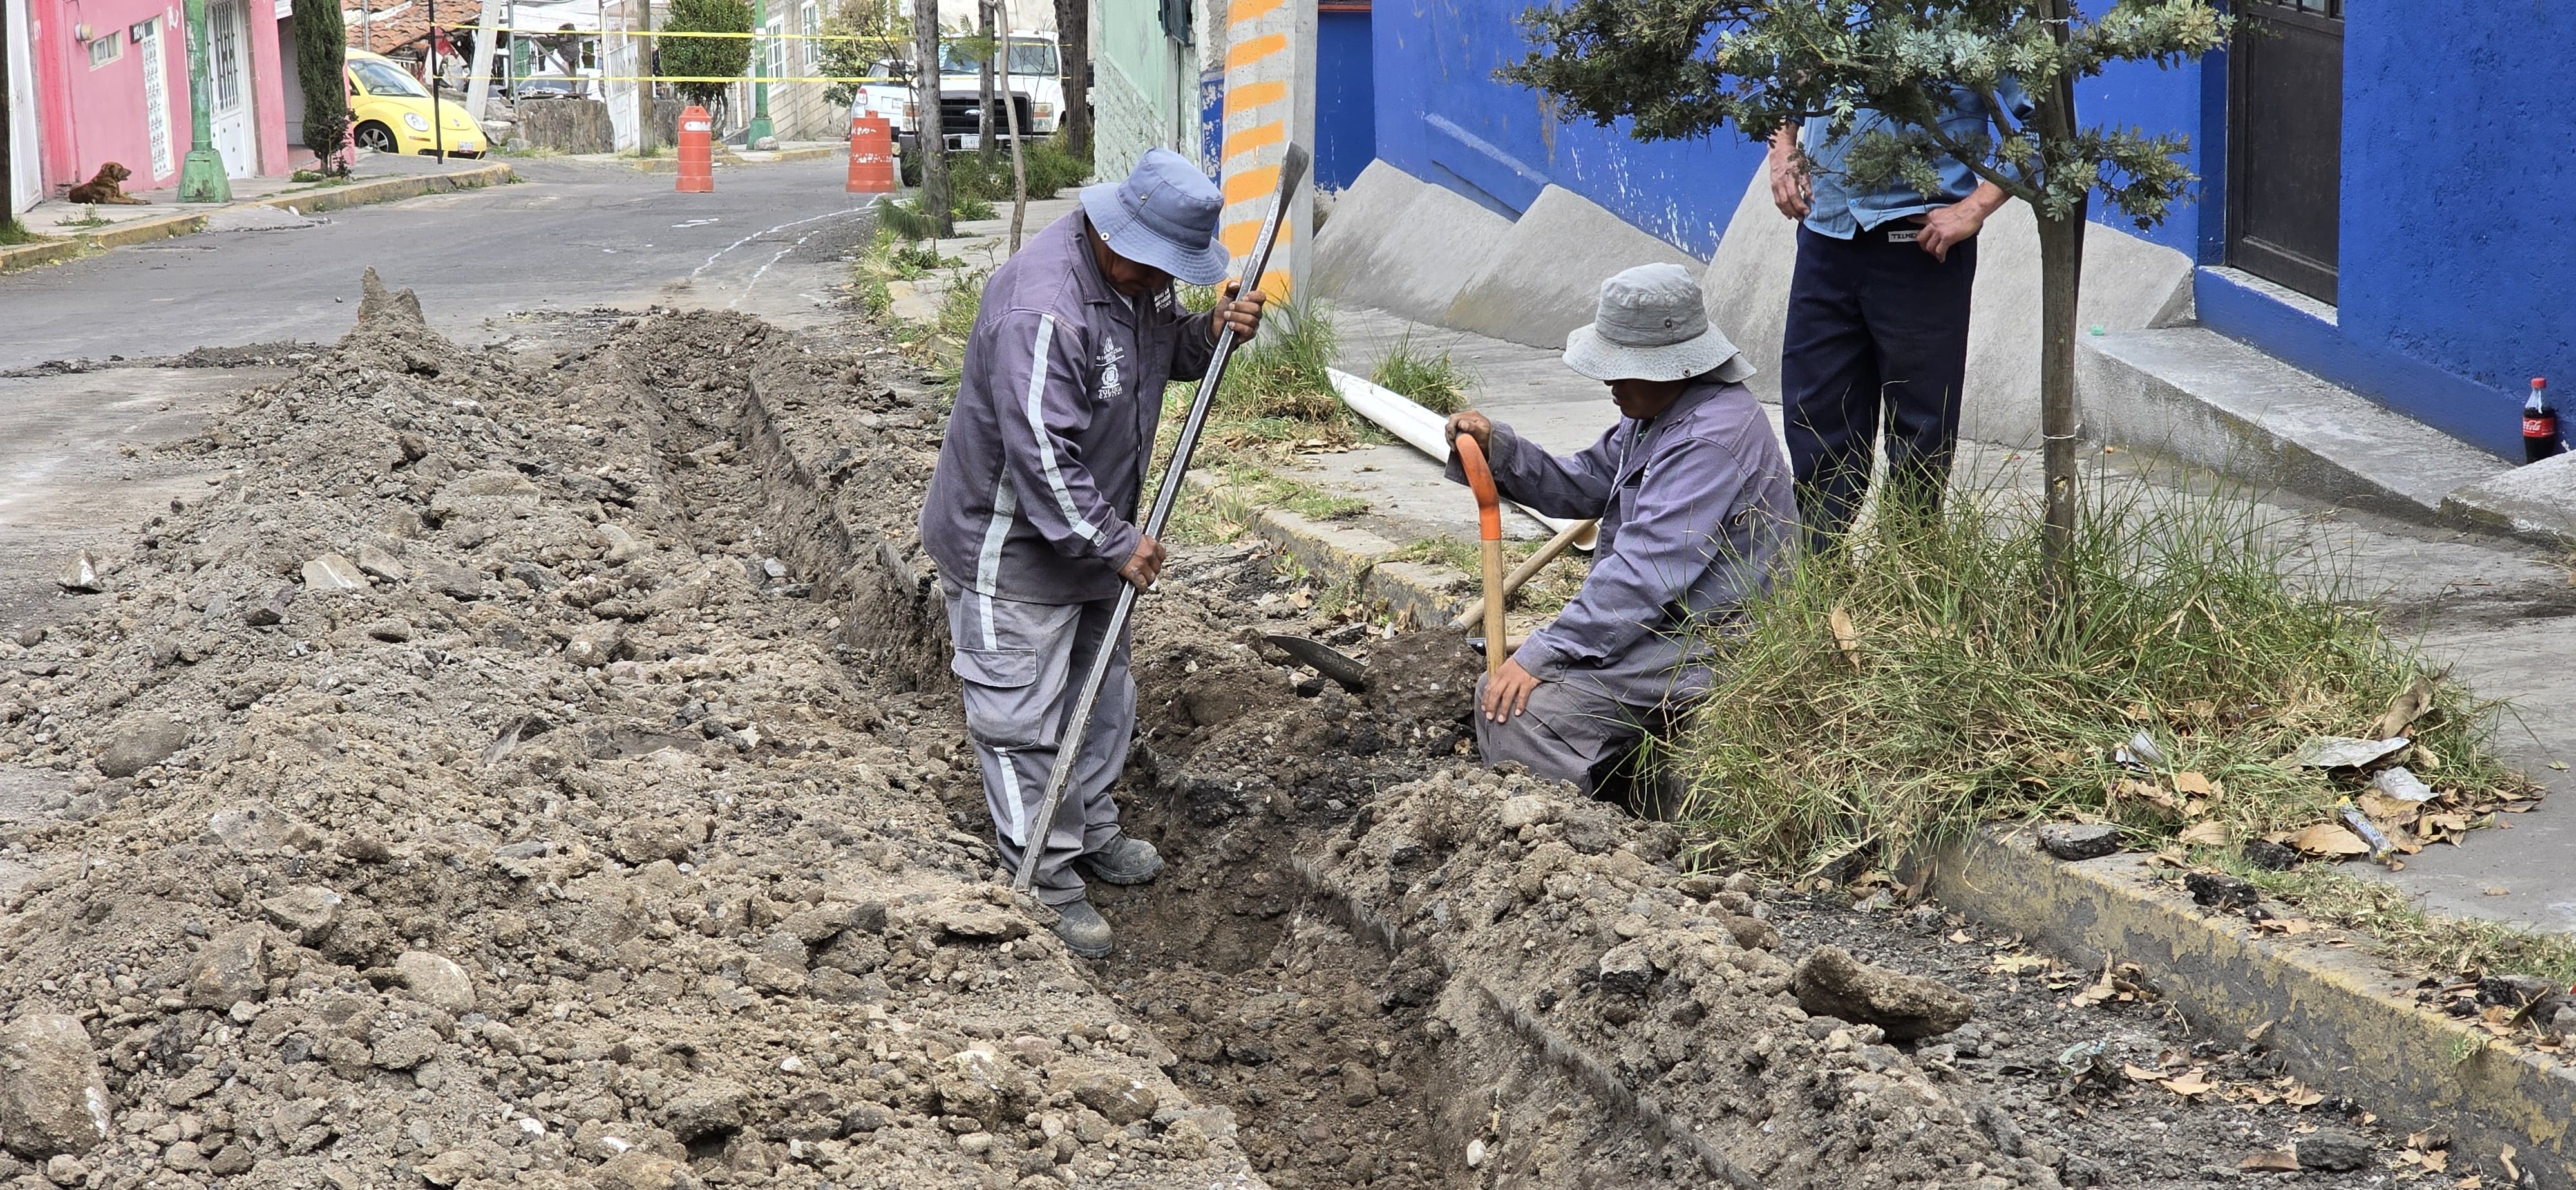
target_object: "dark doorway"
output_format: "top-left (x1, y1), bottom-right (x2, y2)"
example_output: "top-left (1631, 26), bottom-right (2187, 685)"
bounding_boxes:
top-left (2228, 0), bottom-right (2344, 304)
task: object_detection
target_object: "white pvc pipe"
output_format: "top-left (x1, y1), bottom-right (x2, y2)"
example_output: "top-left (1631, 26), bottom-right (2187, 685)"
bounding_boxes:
top-left (1327, 367), bottom-right (1596, 551)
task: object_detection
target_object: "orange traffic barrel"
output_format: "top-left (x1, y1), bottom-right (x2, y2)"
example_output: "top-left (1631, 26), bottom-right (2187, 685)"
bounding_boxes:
top-left (848, 113), bottom-right (896, 194)
top-left (676, 106), bottom-right (715, 193)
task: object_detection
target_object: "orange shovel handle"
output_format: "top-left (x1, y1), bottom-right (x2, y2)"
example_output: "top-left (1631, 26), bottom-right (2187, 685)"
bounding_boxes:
top-left (1454, 435), bottom-right (1508, 675)
top-left (1455, 433), bottom-right (1504, 542)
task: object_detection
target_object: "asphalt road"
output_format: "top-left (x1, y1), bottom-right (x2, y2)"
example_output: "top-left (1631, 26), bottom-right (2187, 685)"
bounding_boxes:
top-left (0, 157), bottom-right (884, 372)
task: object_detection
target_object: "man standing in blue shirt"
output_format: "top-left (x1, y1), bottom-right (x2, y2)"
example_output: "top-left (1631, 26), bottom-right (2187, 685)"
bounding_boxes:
top-left (1770, 82), bottom-right (2031, 551)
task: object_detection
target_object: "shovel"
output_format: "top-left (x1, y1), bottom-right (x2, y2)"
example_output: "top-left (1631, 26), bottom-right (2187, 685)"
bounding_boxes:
top-left (1454, 433), bottom-right (1507, 674)
top-left (1009, 146), bottom-right (1311, 896)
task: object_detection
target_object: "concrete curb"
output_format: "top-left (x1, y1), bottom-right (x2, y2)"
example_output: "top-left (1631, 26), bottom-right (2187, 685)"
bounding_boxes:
top-left (1927, 829), bottom-right (2575, 1187)
top-left (619, 145), bottom-right (840, 173)
top-left (0, 164), bottom-right (515, 275)
top-left (1216, 471), bottom-right (2576, 1187)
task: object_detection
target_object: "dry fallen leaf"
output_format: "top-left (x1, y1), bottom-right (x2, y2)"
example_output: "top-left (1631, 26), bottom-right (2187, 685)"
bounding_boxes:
top-left (2175, 771), bottom-right (2216, 796)
top-left (2179, 820), bottom-right (2230, 847)
top-left (2289, 822), bottom-right (2372, 858)
top-left (2284, 1083), bottom-right (2325, 1108)
top-left (2376, 673), bottom-right (2437, 739)
top-left (2241, 1149), bottom-right (2300, 1173)
top-left (1828, 605), bottom-right (1859, 664)
top-left (2245, 1019), bottom-right (2275, 1044)
top-left (2159, 1068), bottom-right (2215, 1096)
top-left (2123, 1062), bottom-right (2167, 1081)
top-left (1991, 953), bottom-right (2051, 974)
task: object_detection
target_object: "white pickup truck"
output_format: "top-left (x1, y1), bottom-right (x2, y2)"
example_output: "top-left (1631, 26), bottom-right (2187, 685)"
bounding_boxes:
top-left (849, 34), bottom-right (1061, 155)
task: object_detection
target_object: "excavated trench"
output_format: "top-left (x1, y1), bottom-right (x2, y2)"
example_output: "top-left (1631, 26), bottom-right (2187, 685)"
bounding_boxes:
top-left (738, 330), bottom-right (2061, 1190)
top-left (0, 284), bottom-right (2418, 1190)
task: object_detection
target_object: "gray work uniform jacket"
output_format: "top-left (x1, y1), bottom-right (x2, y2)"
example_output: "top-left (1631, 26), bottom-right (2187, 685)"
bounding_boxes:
top-left (1447, 379), bottom-right (1797, 708)
top-left (921, 212), bottom-right (1219, 605)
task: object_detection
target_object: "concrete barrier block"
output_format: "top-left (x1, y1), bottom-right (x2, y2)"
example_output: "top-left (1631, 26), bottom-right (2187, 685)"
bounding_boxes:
top-left (1703, 164), bottom-right (2195, 446)
top-left (1311, 161), bottom-right (1512, 326)
top-left (1443, 184), bottom-right (1701, 350)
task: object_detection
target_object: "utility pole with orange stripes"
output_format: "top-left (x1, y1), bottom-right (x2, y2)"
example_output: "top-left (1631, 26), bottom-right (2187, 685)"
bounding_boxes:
top-left (1216, 0), bottom-right (1313, 301)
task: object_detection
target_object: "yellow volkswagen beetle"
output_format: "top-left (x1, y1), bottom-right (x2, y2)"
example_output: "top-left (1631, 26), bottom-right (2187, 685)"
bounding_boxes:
top-left (346, 50), bottom-right (486, 158)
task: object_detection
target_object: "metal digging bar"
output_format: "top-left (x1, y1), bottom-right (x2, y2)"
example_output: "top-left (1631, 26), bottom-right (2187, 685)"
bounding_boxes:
top-left (1009, 144), bottom-right (1311, 895)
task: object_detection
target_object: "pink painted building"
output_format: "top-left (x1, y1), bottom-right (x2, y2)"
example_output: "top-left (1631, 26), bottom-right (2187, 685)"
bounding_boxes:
top-left (28, 0), bottom-right (290, 196)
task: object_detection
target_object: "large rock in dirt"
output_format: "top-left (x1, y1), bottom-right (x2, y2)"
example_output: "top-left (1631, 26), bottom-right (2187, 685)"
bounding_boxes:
top-left (300, 554), bottom-right (366, 594)
top-left (97, 715), bottom-right (190, 779)
top-left (257, 886), bottom-right (343, 945)
top-left (55, 551), bottom-right (103, 593)
top-left (2296, 1129), bottom-right (2372, 1171)
top-left (2034, 822), bottom-right (2121, 861)
top-left (183, 926), bottom-right (270, 1010)
top-left (395, 952), bottom-right (477, 1015)
top-left (1791, 945), bottom-right (1974, 1041)
top-left (1072, 1072), bottom-right (1159, 1126)
top-left (0, 1015), bottom-right (111, 1158)
top-left (915, 897), bottom-right (1028, 942)
top-left (661, 1081), bottom-right (750, 1142)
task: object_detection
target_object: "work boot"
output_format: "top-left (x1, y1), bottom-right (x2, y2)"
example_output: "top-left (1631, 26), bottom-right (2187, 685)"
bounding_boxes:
top-left (1050, 898), bottom-right (1112, 959)
top-left (1079, 835), bottom-right (1164, 885)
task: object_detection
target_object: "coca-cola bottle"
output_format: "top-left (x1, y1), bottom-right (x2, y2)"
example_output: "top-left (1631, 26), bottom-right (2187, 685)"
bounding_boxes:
top-left (2528, 377), bottom-right (2564, 464)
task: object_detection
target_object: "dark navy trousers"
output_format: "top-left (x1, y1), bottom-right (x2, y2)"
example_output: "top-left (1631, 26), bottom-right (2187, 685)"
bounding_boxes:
top-left (1779, 223), bottom-right (1980, 552)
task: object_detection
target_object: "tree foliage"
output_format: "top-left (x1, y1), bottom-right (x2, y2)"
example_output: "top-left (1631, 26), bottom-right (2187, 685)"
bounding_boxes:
top-left (292, 0), bottom-right (352, 173)
top-left (659, 0), bottom-right (754, 107)
top-left (819, 0), bottom-right (907, 107)
top-left (1499, 0), bottom-right (2227, 230)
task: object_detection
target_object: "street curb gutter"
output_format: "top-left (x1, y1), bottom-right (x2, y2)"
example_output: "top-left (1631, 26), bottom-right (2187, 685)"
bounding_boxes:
top-left (1223, 482), bottom-right (2576, 1188)
top-left (1927, 829), bottom-right (2575, 1189)
top-left (0, 163), bottom-right (515, 274)
top-left (1180, 471), bottom-right (1464, 628)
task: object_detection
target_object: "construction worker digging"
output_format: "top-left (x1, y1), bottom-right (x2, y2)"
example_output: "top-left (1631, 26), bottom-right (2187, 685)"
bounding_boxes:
top-left (919, 148), bottom-right (1268, 958)
top-left (1444, 263), bottom-right (1798, 798)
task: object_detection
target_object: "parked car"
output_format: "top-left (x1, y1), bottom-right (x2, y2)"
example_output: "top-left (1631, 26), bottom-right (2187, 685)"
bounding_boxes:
top-left (346, 50), bottom-right (488, 158)
top-left (849, 35), bottom-right (1061, 155)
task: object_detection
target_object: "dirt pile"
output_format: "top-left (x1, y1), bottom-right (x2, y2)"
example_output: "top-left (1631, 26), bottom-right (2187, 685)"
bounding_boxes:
top-left (0, 278), bottom-right (1260, 1189)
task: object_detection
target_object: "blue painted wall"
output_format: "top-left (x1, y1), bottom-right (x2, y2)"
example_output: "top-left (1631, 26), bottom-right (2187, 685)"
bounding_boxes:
top-left (2325, 4), bottom-right (2576, 455)
top-left (1372, 0), bottom-right (1768, 258)
top-left (1316, 8), bottom-right (1376, 191)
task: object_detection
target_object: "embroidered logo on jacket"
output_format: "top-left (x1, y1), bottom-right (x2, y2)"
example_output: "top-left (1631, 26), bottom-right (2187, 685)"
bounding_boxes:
top-left (1096, 341), bottom-right (1126, 403)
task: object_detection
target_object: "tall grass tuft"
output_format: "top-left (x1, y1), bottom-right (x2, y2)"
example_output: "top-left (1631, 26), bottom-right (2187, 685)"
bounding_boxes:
top-left (0, 219), bottom-right (46, 247)
top-left (1676, 479), bottom-right (2514, 875)
top-left (1369, 330), bottom-right (1475, 415)
top-left (1216, 296), bottom-right (1344, 427)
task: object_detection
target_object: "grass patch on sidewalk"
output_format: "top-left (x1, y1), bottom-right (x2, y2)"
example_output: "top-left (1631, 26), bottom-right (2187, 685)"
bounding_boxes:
top-left (1674, 480), bottom-right (2519, 876)
top-left (1369, 329), bottom-right (1475, 415)
top-left (0, 218), bottom-right (47, 247)
top-left (2212, 856), bottom-right (2576, 987)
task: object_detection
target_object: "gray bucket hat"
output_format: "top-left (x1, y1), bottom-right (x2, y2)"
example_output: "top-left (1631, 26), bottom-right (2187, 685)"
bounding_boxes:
top-left (1079, 147), bottom-right (1231, 287)
top-left (1561, 263), bottom-right (1756, 383)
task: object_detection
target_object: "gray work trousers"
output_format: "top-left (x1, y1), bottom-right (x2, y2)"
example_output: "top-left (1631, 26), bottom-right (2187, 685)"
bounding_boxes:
top-left (942, 580), bottom-right (1135, 906)
top-left (1473, 673), bottom-right (1654, 794)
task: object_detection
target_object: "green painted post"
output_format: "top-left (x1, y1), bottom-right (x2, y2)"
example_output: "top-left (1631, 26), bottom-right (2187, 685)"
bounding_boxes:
top-left (744, 0), bottom-right (773, 144)
top-left (176, 0), bottom-right (232, 202)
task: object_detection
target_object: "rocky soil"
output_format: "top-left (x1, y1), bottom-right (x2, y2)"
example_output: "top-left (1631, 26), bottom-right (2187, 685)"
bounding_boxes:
top-left (0, 274), bottom-right (2438, 1190)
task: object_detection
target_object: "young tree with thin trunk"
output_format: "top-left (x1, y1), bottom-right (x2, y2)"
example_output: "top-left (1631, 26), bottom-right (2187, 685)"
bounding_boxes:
top-left (974, 0), bottom-right (997, 172)
top-left (292, 0), bottom-right (354, 174)
top-left (1502, 0), bottom-right (2226, 574)
top-left (909, 0), bottom-right (952, 234)
top-left (1052, 0), bottom-right (1087, 158)
top-left (1001, 24), bottom-right (1025, 251)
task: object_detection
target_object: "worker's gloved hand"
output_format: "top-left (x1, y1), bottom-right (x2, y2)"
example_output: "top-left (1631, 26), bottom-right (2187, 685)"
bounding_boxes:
top-left (1119, 534), bottom-right (1167, 591)
top-left (1210, 281), bottom-right (1269, 343)
top-left (1444, 411), bottom-right (1495, 457)
top-left (1481, 657), bottom-right (1542, 722)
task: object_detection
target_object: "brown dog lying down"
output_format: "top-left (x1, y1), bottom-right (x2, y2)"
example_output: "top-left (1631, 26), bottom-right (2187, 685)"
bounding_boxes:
top-left (66, 163), bottom-right (149, 205)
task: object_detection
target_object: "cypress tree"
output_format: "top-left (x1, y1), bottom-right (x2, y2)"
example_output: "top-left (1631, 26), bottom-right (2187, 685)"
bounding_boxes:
top-left (294, 0), bottom-right (352, 173)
